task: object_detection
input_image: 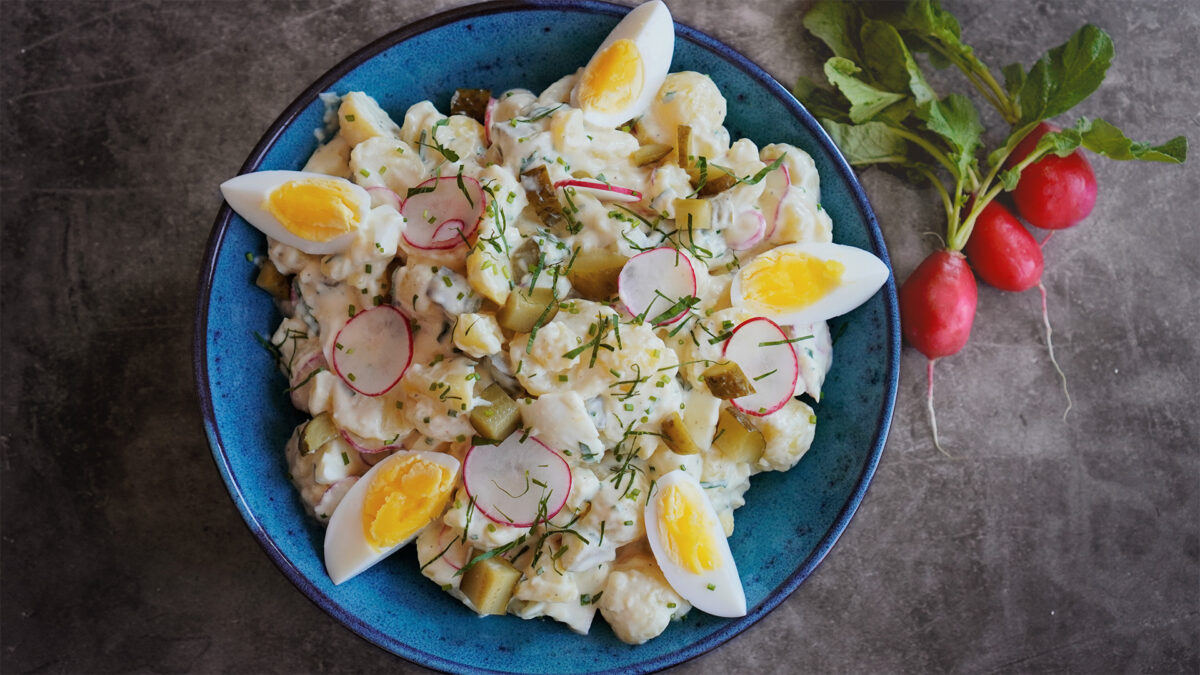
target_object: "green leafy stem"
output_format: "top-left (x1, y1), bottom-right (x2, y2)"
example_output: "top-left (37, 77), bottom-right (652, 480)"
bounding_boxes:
top-left (795, 0), bottom-right (1188, 253)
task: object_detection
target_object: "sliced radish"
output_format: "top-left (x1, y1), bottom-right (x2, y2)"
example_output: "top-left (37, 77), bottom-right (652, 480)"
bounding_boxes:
top-left (340, 429), bottom-right (404, 454)
top-left (462, 434), bottom-right (572, 527)
top-left (433, 524), bottom-right (470, 570)
top-left (367, 186), bottom-right (402, 211)
top-left (314, 476), bottom-right (357, 521)
top-left (483, 97), bottom-right (497, 146)
top-left (289, 352), bottom-right (328, 408)
top-left (430, 218), bottom-right (467, 246)
top-left (768, 164), bottom-right (791, 241)
top-left (330, 305), bottom-right (414, 396)
top-left (721, 317), bottom-right (800, 416)
top-left (617, 247), bottom-right (698, 325)
top-left (554, 178), bottom-right (642, 203)
top-left (727, 209), bottom-right (766, 250)
top-left (400, 175), bottom-right (485, 250)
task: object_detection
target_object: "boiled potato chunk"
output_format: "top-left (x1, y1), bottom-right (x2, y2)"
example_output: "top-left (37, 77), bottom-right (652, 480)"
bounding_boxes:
top-left (337, 91), bottom-right (401, 146)
top-left (460, 555), bottom-right (522, 616)
top-left (712, 407), bottom-right (765, 464)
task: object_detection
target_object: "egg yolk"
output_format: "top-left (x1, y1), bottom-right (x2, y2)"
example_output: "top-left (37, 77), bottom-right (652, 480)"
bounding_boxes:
top-left (577, 39), bottom-right (644, 114)
top-left (266, 178), bottom-right (361, 242)
top-left (741, 249), bottom-right (845, 312)
top-left (657, 483), bottom-right (722, 574)
top-left (361, 455), bottom-right (454, 550)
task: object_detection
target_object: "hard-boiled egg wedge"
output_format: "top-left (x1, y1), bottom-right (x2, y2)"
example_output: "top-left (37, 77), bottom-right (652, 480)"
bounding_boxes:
top-left (220, 170), bottom-right (370, 255)
top-left (644, 470), bottom-right (746, 617)
top-left (570, 0), bottom-right (674, 128)
top-left (324, 449), bottom-right (460, 585)
top-left (731, 241), bottom-right (890, 325)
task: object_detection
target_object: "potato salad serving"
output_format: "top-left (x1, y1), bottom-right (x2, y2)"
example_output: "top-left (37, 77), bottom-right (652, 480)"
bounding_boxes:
top-left (221, 0), bottom-right (887, 645)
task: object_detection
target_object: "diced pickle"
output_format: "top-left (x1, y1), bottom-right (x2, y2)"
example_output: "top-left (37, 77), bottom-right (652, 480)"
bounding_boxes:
top-left (567, 250), bottom-right (627, 300)
top-left (382, 258), bottom-right (403, 303)
top-left (497, 286), bottom-right (558, 333)
top-left (460, 555), bottom-right (522, 616)
top-left (450, 88), bottom-right (491, 123)
top-left (676, 125), bottom-right (692, 167)
top-left (255, 262), bottom-right (291, 301)
top-left (685, 160), bottom-right (737, 196)
top-left (698, 166), bottom-right (738, 196)
top-left (520, 165), bottom-right (564, 229)
top-left (631, 143), bottom-right (673, 167)
top-left (301, 412), bottom-right (338, 456)
top-left (660, 412), bottom-right (702, 455)
top-left (702, 361), bottom-right (755, 399)
top-left (469, 384), bottom-right (520, 441)
top-left (712, 407), bottom-right (766, 464)
top-left (674, 198), bottom-right (712, 231)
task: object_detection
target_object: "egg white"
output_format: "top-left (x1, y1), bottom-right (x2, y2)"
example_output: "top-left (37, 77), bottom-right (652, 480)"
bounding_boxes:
top-left (570, 0), bottom-right (675, 128)
top-left (731, 241), bottom-right (890, 325)
top-left (220, 170), bottom-right (370, 255)
top-left (323, 449), bottom-right (460, 585)
top-left (644, 470), bottom-right (746, 617)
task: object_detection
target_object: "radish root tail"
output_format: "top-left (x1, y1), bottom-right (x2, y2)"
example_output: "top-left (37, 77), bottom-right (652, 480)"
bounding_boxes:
top-left (927, 359), bottom-right (949, 456)
top-left (1038, 281), bottom-right (1072, 419)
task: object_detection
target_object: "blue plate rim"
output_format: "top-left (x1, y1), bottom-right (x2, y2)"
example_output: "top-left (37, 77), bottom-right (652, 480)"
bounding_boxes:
top-left (193, 1), bottom-right (901, 672)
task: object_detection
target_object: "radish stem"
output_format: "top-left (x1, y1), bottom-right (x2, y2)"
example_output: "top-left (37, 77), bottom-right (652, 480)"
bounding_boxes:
top-left (1037, 282), bottom-right (1072, 419)
top-left (914, 166), bottom-right (955, 237)
top-left (891, 127), bottom-right (962, 179)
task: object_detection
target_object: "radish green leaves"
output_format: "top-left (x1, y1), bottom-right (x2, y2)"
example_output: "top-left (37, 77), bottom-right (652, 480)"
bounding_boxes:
top-left (794, 0), bottom-right (1187, 252)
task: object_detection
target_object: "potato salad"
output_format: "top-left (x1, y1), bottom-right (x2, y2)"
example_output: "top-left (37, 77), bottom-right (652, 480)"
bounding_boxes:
top-left (221, 1), bottom-right (887, 645)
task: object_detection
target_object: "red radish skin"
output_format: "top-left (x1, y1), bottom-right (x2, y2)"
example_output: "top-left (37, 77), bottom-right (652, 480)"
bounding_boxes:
top-left (963, 201), bottom-right (1044, 292)
top-left (432, 524), bottom-right (469, 570)
top-left (1008, 122), bottom-right (1098, 230)
top-left (339, 429), bottom-right (404, 454)
top-left (430, 218), bottom-right (468, 246)
top-left (899, 250), bottom-right (977, 359)
top-left (901, 250), bottom-right (978, 454)
top-left (727, 210), bottom-right (766, 250)
top-left (554, 178), bottom-right (642, 203)
top-left (483, 97), bottom-right (497, 146)
top-left (289, 352), bottom-right (328, 409)
top-left (962, 199), bottom-right (1072, 415)
top-left (721, 316), bottom-right (801, 416)
top-left (366, 186), bottom-right (402, 211)
top-left (463, 435), bottom-right (572, 527)
top-left (330, 305), bottom-right (415, 396)
top-left (400, 175), bottom-right (486, 250)
top-left (313, 476), bottom-right (357, 520)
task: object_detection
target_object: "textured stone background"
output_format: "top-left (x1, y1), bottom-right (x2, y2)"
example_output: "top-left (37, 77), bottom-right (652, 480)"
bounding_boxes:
top-left (2, 0), bottom-right (1197, 672)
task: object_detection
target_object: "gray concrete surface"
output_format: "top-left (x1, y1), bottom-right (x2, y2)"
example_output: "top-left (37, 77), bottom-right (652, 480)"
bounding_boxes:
top-left (2, 0), bottom-right (1197, 672)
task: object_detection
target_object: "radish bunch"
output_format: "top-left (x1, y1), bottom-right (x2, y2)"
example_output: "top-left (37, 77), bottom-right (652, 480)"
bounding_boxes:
top-left (797, 0), bottom-right (1188, 449)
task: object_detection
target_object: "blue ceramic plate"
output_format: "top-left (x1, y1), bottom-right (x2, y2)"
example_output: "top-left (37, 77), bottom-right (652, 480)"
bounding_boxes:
top-left (195, 1), bottom-right (899, 672)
